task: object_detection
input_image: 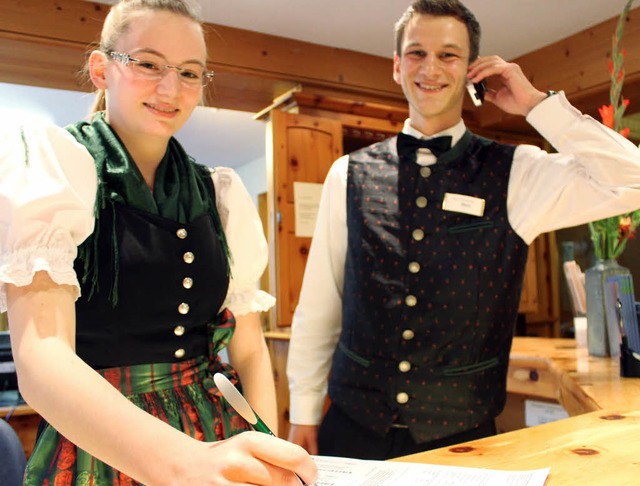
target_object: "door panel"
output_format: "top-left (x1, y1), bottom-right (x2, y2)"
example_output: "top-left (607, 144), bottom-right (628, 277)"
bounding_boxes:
top-left (266, 110), bottom-right (343, 327)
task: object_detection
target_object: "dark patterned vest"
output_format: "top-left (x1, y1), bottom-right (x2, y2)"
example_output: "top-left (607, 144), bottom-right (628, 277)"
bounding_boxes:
top-left (74, 195), bottom-right (229, 369)
top-left (328, 131), bottom-right (528, 444)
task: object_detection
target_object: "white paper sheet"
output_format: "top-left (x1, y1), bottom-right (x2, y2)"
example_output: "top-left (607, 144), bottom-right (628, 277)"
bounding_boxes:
top-left (293, 181), bottom-right (323, 237)
top-left (311, 455), bottom-right (550, 486)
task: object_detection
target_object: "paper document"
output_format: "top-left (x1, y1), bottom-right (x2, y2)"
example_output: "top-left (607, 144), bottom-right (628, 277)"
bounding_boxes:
top-left (293, 181), bottom-right (323, 237)
top-left (312, 455), bottom-right (550, 486)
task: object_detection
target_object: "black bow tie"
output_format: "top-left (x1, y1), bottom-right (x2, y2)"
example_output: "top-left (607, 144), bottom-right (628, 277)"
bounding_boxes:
top-left (396, 132), bottom-right (452, 158)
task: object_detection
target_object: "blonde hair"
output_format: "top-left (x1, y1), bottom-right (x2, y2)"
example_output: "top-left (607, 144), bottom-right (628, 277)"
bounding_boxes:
top-left (89, 0), bottom-right (204, 115)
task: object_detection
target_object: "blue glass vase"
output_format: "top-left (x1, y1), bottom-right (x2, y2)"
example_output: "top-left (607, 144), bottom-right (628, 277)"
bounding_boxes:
top-left (585, 259), bottom-right (631, 357)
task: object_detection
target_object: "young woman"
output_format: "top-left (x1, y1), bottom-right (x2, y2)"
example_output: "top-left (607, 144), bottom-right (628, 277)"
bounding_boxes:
top-left (0, 0), bottom-right (317, 484)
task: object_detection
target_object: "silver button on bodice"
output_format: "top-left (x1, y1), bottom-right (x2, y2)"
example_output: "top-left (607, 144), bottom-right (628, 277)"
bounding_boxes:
top-left (420, 166), bottom-right (432, 178)
top-left (416, 196), bottom-right (428, 208)
top-left (182, 277), bottom-right (193, 289)
top-left (396, 392), bottom-right (409, 404)
top-left (174, 348), bottom-right (185, 359)
top-left (398, 360), bottom-right (412, 373)
top-left (412, 229), bottom-right (424, 241)
top-left (405, 295), bottom-right (417, 307)
top-left (174, 325), bottom-right (185, 336)
top-left (176, 228), bottom-right (188, 239)
top-left (408, 261), bottom-right (420, 273)
top-left (178, 303), bottom-right (190, 315)
top-left (183, 252), bottom-right (195, 264)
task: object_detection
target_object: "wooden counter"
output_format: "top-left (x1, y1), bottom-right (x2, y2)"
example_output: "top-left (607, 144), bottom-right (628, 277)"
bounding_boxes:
top-left (505, 337), bottom-right (639, 414)
top-left (394, 337), bottom-right (640, 485)
top-left (395, 408), bottom-right (640, 485)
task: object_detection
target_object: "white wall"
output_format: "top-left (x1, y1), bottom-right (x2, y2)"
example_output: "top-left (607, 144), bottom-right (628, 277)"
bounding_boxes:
top-left (235, 156), bottom-right (267, 205)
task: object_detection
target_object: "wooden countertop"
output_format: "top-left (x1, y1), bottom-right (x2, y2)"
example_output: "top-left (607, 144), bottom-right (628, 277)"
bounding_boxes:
top-left (394, 337), bottom-right (640, 484)
top-left (394, 408), bottom-right (640, 485)
top-left (506, 336), bottom-right (639, 414)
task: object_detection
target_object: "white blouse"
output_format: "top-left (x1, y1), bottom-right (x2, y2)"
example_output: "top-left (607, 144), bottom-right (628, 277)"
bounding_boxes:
top-left (0, 120), bottom-right (275, 316)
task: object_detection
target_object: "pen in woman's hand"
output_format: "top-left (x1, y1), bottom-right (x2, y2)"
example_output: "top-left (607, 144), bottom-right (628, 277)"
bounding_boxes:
top-left (213, 373), bottom-right (308, 485)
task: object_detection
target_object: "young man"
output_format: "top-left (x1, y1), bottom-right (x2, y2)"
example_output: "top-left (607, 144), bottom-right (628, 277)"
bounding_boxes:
top-left (287, 0), bottom-right (640, 460)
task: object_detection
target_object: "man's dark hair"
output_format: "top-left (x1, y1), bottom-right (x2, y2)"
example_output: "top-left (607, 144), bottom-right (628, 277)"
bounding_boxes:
top-left (394, 0), bottom-right (481, 62)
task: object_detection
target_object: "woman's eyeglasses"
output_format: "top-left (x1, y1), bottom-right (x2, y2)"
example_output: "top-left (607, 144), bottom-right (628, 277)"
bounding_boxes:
top-left (107, 51), bottom-right (214, 87)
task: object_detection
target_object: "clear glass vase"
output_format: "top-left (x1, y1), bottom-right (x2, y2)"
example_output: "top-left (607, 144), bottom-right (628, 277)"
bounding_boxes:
top-left (585, 259), bottom-right (631, 357)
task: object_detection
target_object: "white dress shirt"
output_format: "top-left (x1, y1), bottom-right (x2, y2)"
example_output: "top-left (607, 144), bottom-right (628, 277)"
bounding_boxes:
top-left (287, 91), bottom-right (640, 426)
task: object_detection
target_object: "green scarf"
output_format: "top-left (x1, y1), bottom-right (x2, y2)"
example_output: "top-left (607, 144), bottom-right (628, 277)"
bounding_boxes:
top-left (66, 112), bottom-right (229, 305)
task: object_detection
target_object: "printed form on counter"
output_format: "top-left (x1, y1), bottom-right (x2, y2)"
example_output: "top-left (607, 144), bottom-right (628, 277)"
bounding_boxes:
top-left (311, 455), bottom-right (550, 486)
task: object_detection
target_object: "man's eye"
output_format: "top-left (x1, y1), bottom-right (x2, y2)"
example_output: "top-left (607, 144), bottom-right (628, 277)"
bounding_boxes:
top-left (406, 50), bottom-right (426, 59)
top-left (440, 53), bottom-right (458, 61)
top-left (180, 69), bottom-right (201, 80)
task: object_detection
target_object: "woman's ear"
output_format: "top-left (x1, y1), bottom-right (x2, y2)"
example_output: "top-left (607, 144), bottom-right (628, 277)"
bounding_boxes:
top-left (88, 50), bottom-right (108, 90)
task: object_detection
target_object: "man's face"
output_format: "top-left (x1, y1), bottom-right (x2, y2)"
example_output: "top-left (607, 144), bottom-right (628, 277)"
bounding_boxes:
top-left (393, 14), bottom-right (470, 134)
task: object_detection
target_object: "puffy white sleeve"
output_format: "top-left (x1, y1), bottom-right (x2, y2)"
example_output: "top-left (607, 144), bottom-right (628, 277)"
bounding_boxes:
top-left (0, 121), bottom-right (97, 312)
top-left (210, 167), bottom-right (275, 316)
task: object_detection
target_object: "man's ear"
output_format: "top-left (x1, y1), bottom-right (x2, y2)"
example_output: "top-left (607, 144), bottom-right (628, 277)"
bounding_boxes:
top-left (88, 50), bottom-right (108, 89)
top-left (392, 53), bottom-right (401, 86)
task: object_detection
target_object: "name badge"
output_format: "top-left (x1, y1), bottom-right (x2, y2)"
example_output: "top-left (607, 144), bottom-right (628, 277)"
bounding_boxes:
top-left (442, 193), bottom-right (485, 217)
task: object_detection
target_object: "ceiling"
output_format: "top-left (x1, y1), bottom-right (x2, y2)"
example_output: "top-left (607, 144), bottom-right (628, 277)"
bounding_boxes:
top-left (1, 0), bottom-right (631, 168)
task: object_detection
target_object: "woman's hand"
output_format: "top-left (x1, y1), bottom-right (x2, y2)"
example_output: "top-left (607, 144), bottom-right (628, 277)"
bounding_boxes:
top-left (179, 431), bottom-right (318, 485)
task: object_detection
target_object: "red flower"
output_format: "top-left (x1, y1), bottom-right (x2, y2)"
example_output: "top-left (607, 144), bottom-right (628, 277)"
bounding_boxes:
top-left (619, 127), bottom-right (631, 138)
top-left (598, 104), bottom-right (615, 129)
top-left (619, 216), bottom-right (636, 239)
top-left (53, 470), bottom-right (73, 486)
top-left (57, 439), bottom-right (76, 470)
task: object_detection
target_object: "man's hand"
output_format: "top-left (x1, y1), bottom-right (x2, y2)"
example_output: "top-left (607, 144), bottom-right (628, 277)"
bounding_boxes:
top-left (288, 424), bottom-right (319, 455)
top-left (468, 55), bottom-right (548, 116)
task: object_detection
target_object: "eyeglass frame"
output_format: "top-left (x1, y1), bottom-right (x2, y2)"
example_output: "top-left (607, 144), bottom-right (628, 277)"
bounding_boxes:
top-left (105, 50), bottom-right (215, 87)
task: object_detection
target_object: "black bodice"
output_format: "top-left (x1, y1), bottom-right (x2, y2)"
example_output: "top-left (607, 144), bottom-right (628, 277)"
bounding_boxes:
top-left (74, 203), bottom-right (229, 369)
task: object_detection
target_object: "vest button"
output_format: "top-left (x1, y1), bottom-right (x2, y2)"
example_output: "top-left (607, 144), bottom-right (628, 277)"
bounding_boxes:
top-left (405, 295), bottom-right (417, 307)
top-left (176, 228), bottom-right (188, 239)
top-left (412, 229), bottom-right (424, 241)
top-left (402, 329), bottom-right (415, 340)
top-left (420, 166), bottom-right (432, 178)
top-left (398, 360), bottom-right (412, 373)
top-left (408, 261), bottom-right (420, 273)
top-left (182, 277), bottom-right (193, 289)
top-left (174, 325), bottom-right (185, 336)
top-left (174, 348), bottom-right (185, 359)
top-left (396, 392), bottom-right (409, 404)
top-left (416, 196), bottom-right (428, 208)
top-left (183, 252), bottom-right (195, 264)
top-left (178, 303), bottom-right (190, 315)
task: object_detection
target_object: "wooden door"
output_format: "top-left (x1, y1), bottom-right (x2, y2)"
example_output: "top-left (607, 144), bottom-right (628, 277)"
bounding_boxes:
top-left (265, 110), bottom-right (343, 329)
